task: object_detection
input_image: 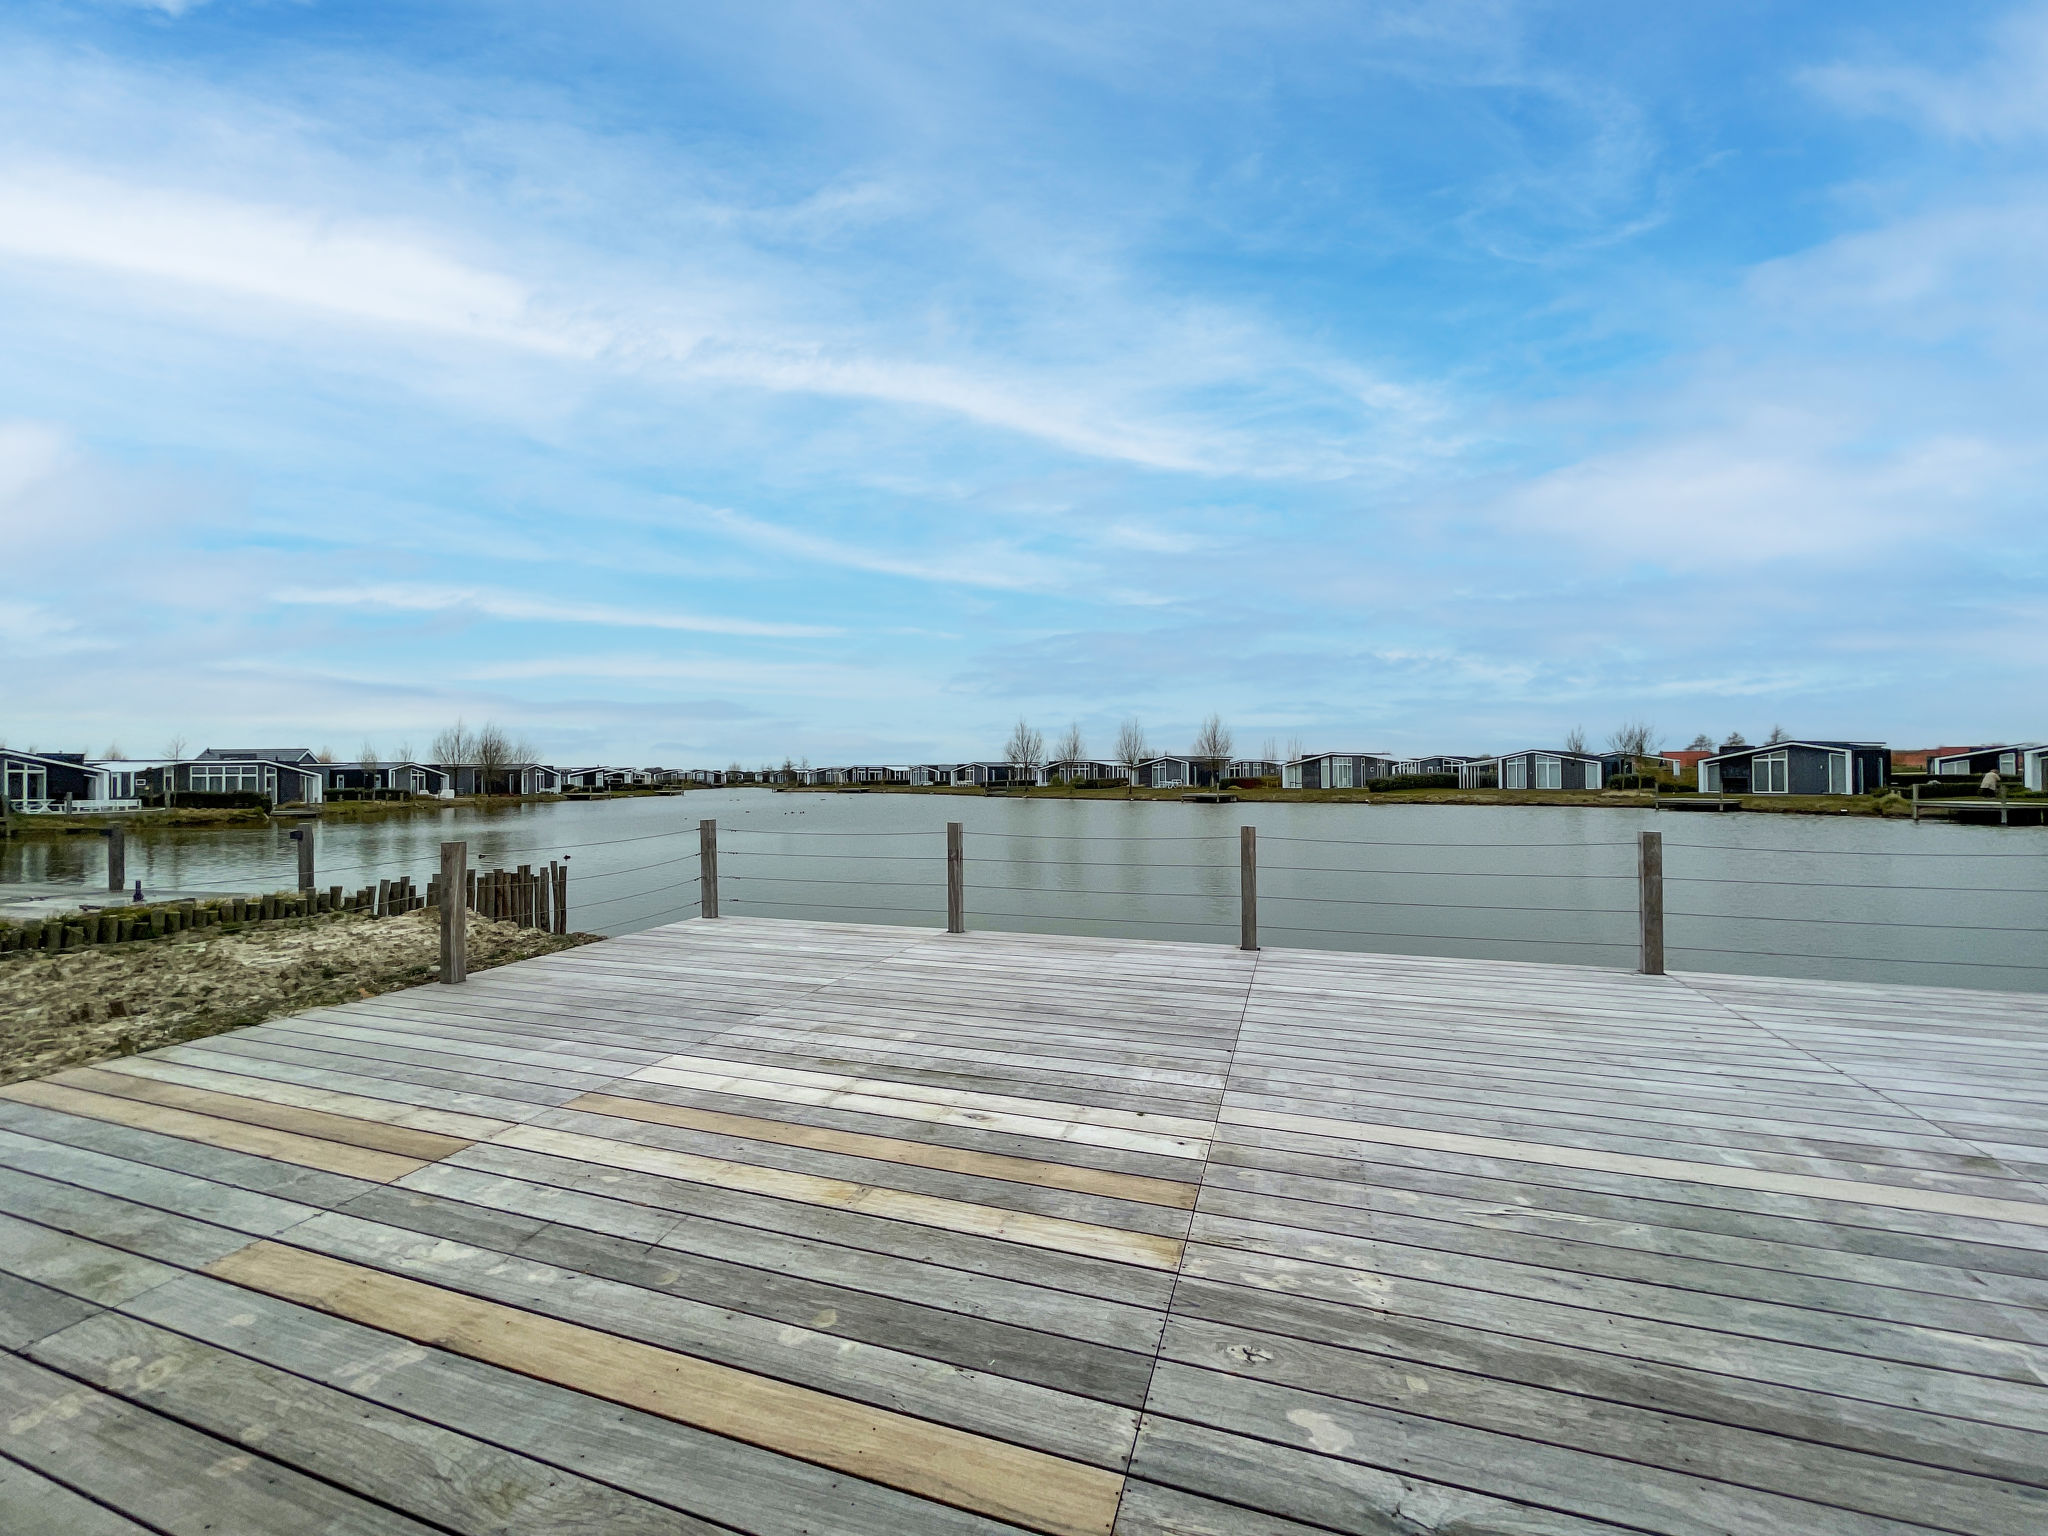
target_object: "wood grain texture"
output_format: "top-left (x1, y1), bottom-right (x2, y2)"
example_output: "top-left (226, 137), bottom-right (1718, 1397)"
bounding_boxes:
top-left (7, 915), bottom-right (2048, 1536)
top-left (205, 1239), bottom-right (1125, 1536)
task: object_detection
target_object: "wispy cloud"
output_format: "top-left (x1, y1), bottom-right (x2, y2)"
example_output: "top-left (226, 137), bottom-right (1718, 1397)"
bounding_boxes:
top-left (273, 584), bottom-right (839, 638)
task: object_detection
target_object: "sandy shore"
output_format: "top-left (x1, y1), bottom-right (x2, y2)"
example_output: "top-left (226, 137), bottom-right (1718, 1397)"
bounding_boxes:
top-left (0, 907), bottom-right (598, 1085)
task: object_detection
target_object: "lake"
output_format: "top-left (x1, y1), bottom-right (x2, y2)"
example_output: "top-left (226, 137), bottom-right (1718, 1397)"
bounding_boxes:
top-left (7, 790), bottom-right (2044, 991)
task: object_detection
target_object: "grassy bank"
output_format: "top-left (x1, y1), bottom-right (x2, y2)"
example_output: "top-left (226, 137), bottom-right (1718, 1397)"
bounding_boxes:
top-left (0, 907), bottom-right (599, 1085)
top-left (0, 791), bottom-right (589, 841)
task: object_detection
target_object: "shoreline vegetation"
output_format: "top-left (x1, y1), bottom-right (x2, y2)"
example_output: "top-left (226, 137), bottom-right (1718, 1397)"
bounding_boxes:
top-left (0, 906), bottom-right (598, 1085)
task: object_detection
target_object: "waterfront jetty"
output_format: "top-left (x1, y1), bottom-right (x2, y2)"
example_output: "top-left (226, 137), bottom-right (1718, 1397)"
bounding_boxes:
top-left (1, 916), bottom-right (2045, 1534)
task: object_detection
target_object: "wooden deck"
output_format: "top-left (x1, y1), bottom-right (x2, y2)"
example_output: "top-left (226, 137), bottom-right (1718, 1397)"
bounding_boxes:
top-left (4, 915), bottom-right (2048, 1535)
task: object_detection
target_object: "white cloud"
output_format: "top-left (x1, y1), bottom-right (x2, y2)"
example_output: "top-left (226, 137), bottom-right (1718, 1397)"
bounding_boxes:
top-left (1803, 9), bottom-right (2048, 143)
top-left (272, 583), bottom-right (839, 638)
top-left (0, 164), bottom-right (588, 355)
top-left (696, 504), bottom-right (1091, 593)
top-left (0, 421), bottom-right (71, 514)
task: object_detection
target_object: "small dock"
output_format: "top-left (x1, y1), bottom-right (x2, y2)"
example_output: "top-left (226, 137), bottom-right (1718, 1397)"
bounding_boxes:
top-left (3, 917), bottom-right (2046, 1535)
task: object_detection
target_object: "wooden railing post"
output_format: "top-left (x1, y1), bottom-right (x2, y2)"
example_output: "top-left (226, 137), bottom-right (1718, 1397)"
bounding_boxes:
top-left (440, 841), bottom-right (467, 984)
top-left (1240, 825), bottom-right (1259, 952)
top-left (946, 822), bottom-right (965, 933)
top-left (700, 819), bottom-right (719, 918)
top-left (104, 825), bottom-right (125, 892)
top-left (554, 859), bottom-right (568, 933)
top-left (1638, 829), bottom-right (1664, 976)
top-left (291, 825), bottom-right (316, 893)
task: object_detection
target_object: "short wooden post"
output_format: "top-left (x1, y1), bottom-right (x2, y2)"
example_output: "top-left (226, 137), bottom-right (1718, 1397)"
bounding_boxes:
top-left (1638, 830), bottom-right (1664, 976)
top-left (375, 877), bottom-right (390, 918)
top-left (554, 860), bottom-right (568, 933)
top-left (946, 822), bottom-right (965, 934)
top-left (1239, 825), bottom-right (1258, 951)
top-left (104, 826), bottom-right (125, 892)
top-left (699, 819), bottom-right (719, 918)
top-left (1999, 779), bottom-right (2009, 827)
top-left (518, 864), bottom-right (533, 928)
top-left (291, 825), bottom-right (316, 893)
top-left (1911, 781), bottom-right (1920, 823)
top-left (440, 841), bottom-right (466, 984)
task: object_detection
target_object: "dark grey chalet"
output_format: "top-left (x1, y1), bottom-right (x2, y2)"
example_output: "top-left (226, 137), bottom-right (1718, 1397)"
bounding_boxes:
top-left (1699, 740), bottom-right (1889, 796)
top-left (1927, 744), bottom-right (2045, 792)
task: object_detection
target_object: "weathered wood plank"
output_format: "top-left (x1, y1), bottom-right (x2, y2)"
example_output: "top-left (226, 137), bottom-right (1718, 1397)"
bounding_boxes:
top-left (205, 1240), bottom-right (1125, 1536)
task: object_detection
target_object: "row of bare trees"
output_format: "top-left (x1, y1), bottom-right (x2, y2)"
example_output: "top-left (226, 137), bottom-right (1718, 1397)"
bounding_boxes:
top-left (1006, 713), bottom-right (1259, 787)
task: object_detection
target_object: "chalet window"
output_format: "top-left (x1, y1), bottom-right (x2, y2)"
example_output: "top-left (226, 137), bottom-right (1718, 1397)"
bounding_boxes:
top-left (1999, 753), bottom-right (2017, 776)
top-left (1938, 759), bottom-right (1968, 776)
top-left (1535, 756), bottom-right (1561, 790)
top-left (190, 764), bottom-right (262, 794)
top-left (1503, 758), bottom-right (1527, 789)
top-left (1334, 759), bottom-right (1353, 789)
top-left (1283, 764), bottom-right (1301, 789)
top-left (1826, 753), bottom-right (1849, 795)
top-left (1754, 752), bottom-right (1789, 793)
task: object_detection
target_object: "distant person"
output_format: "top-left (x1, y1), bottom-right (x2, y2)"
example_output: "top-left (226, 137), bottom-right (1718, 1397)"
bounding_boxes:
top-left (1981, 770), bottom-right (2001, 796)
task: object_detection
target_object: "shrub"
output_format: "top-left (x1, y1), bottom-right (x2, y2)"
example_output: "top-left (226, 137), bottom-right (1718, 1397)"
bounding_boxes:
top-left (1365, 774), bottom-right (1459, 792)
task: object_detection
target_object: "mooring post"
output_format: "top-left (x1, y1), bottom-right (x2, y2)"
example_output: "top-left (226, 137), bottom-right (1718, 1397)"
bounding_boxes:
top-left (103, 825), bottom-right (125, 892)
top-left (946, 822), bottom-right (965, 934)
top-left (1911, 781), bottom-right (1920, 824)
top-left (1638, 829), bottom-right (1665, 976)
top-left (290, 824), bottom-right (315, 893)
top-left (554, 859), bottom-right (568, 933)
top-left (700, 819), bottom-right (720, 918)
top-left (1240, 824), bottom-right (1259, 952)
top-left (440, 841), bottom-right (467, 984)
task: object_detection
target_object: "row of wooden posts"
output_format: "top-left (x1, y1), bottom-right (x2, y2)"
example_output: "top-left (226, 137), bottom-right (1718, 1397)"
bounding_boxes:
top-left (682, 820), bottom-right (1672, 978)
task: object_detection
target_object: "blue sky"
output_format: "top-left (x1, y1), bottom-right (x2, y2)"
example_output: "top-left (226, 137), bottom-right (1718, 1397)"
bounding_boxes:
top-left (2, 1), bottom-right (2042, 766)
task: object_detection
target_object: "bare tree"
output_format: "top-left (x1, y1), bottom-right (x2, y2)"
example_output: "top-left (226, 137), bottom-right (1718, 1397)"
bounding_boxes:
top-left (358, 738), bottom-right (380, 768)
top-left (1719, 730), bottom-right (1750, 752)
top-left (1687, 732), bottom-right (1714, 750)
top-left (471, 722), bottom-right (536, 796)
top-left (395, 740), bottom-right (416, 764)
top-left (1053, 721), bottom-right (1086, 771)
top-left (432, 719), bottom-right (475, 767)
top-left (314, 747), bottom-right (336, 763)
top-left (1765, 724), bottom-right (1789, 745)
top-left (1114, 718), bottom-right (1149, 796)
top-left (1261, 737), bottom-right (1278, 768)
top-left (163, 735), bottom-right (187, 760)
top-left (1606, 719), bottom-right (1656, 762)
top-left (1285, 735), bottom-right (1304, 764)
top-left (1191, 713), bottom-right (1234, 783)
top-left (1003, 718), bottom-right (1045, 770)
top-left (1563, 725), bottom-right (1588, 754)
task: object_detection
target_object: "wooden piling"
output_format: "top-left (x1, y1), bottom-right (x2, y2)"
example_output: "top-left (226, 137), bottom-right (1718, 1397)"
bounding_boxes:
top-left (1638, 830), bottom-right (1665, 976)
top-left (700, 820), bottom-right (719, 919)
top-left (104, 826), bottom-right (125, 893)
top-left (1240, 825), bottom-right (1259, 952)
top-left (946, 822), bottom-right (965, 934)
top-left (440, 841), bottom-right (467, 985)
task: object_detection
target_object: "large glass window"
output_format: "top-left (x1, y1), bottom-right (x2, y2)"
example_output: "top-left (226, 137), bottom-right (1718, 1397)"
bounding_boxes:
top-left (190, 764), bottom-right (262, 794)
top-left (1535, 756), bottom-right (1561, 790)
top-left (1827, 753), bottom-right (1849, 794)
top-left (1503, 757), bottom-right (1527, 789)
top-left (1754, 752), bottom-right (1789, 793)
top-left (1333, 758), bottom-right (1353, 788)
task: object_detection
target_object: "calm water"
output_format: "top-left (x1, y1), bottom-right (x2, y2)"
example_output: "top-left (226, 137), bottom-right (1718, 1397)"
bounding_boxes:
top-left (7, 791), bottom-right (2045, 991)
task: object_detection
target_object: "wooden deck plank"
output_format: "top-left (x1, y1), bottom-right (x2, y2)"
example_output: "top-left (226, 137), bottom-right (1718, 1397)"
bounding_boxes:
top-left (8, 914), bottom-right (2048, 1535)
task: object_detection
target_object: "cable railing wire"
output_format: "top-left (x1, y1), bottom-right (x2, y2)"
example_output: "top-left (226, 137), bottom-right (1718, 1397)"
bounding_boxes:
top-left (1669, 945), bottom-right (2048, 972)
top-left (1668, 910), bottom-right (2048, 934)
